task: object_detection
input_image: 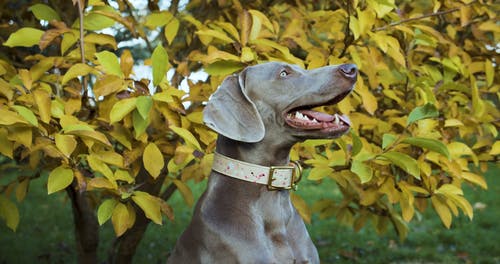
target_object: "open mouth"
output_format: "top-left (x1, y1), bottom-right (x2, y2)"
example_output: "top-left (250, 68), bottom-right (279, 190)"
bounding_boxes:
top-left (283, 90), bottom-right (352, 133)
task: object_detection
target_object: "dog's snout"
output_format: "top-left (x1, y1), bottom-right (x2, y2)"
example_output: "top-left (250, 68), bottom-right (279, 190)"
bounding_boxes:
top-left (338, 64), bottom-right (358, 80)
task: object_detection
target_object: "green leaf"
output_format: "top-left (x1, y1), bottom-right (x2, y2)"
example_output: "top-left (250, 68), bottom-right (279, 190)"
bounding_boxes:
top-left (169, 126), bottom-right (202, 151)
top-left (109, 98), bottom-right (137, 123)
top-left (382, 133), bottom-right (397, 150)
top-left (350, 130), bottom-right (363, 156)
top-left (30, 4), bottom-right (61, 21)
top-left (11, 105), bottom-right (38, 127)
top-left (144, 11), bottom-right (173, 29)
top-left (152, 45), bottom-right (168, 87)
top-left (143, 142), bottom-right (164, 179)
top-left (0, 196), bottom-right (20, 231)
top-left (204, 61), bottom-right (244, 76)
top-left (402, 137), bottom-right (450, 159)
top-left (4, 27), bottom-right (44, 47)
top-left (378, 151), bottom-right (420, 179)
top-left (47, 166), bottom-right (75, 194)
top-left (132, 191), bottom-right (162, 225)
top-left (136, 96), bottom-right (153, 119)
top-left (407, 103), bottom-right (439, 125)
top-left (78, 12), bottom-right (116, 31)
top-left (97, 199), bottom-right (118, 225)
top-left (95, 51), bottom-right (123, 77)
top-left (132, 110), bottom-right (149, 137)
top-left (351, 159), bottom-right (373, 183)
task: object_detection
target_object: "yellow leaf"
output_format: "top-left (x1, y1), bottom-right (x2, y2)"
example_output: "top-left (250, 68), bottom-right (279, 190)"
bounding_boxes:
top-left (461, 172), bottom-right (487, 190)
top-left (132, 191), bottom-right (162, 225)
top-left (15, 179), bottom-right (29, 202)
top-left (93, 75), bottom-right (126, 98)
top-left (431, 196), bottom-right (452, 228)
top-left (490, 141), bottom-right (500, 156)
top-left (18, 69), bottom-right (32, 91)
top-left (125, 203), bottom-right (136, 229)
top-left (435, 184), bottom-right (463, 196)
top-left (164, 18), bottom-right (180, 44)
top-left (485, 59), bottom-right (494, 87)
top-left (111, 203), bottom-right (129, 237)
top-left (291, 193), bottom-right (311, 224)
top-left (120, 49), bottom-right (134, 78)
top-left (349, 15), bottom-right (360, 40)
top-left (0, 196), bottom-right (20, 231)
top-left (447, 142), bottom-right (478, 166)
top-left (109, 98), bottom-right (137, 123)
top-left (355, 81), bottom-right (377, 115)
top-left (169, 126), bottom-right (202, 151)
top-left (88, 177), bottom-right (116, 190)
top-left (67, 130), bottom-right (111, 146)
top-left (143, 142), bottom-right (164, 179)
top-left (62, 63), bottom-right (96, 84)
top-left (0, 108), bottom-right (29, 126)
top-left (173, 179), bottom-right (194, 207)
top-left (55, 134), bottom-right (77, 157)
top-left (87, 155), bottom-right (115, 185)
top-left (33, 89), bottom-right (51, 123)
top-left (308, 166), bottom-right (333, 181)
top-left (114, 169), bottom-right (134, 184)
top-left (444, 119), bottom-right (464, 127)
top-left (196, 29), bottom-right (234, 44)
top-left (93, 150), bottom-right (124, 167)
top-left (84, 33), bottom-right (117, 49)
top-left (11, 105), bottom-right (38, 127)
top-left (47, 166), bottom-right (74, 194)
top-left (240, 46), bottom-right (255, 63)
top-left (8, 127), bottom-right (32, 148)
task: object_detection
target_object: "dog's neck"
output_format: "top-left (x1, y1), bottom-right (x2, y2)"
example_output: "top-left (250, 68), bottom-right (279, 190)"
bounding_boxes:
top-left (215, 136), bottom-right (294, 167)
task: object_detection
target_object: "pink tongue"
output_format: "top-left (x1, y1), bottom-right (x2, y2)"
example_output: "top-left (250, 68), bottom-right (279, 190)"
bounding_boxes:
top-left (299, 110), bottom-right (334, 122)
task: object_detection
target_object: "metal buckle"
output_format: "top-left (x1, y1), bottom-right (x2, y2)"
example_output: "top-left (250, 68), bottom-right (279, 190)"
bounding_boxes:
top-left (267, 166), bottom-right (295, 190)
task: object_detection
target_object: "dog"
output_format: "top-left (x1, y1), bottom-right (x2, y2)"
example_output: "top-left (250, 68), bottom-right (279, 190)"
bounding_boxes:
top-left (167, 62), bottom-right (357, 263)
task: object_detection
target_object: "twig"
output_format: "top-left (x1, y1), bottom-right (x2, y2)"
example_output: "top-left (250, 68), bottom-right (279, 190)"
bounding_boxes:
top-left (77, 0), bottom-right (89, 104)
top-left (372, 3), bottom-right (475, 32)
top-left (124, 1), bottom-right (154, 53)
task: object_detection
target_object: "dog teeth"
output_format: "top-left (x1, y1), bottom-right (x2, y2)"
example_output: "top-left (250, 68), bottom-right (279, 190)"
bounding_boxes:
top-left (311, 118), bottom-right (318, 123)
top-left (334, 114), bottom-right (340, 124)
top-left (294, 111), bottom-right (309, 121)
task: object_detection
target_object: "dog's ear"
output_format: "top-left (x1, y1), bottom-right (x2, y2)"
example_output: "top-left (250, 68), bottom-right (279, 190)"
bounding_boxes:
top-left (203, 70), bottom-right (265, 143)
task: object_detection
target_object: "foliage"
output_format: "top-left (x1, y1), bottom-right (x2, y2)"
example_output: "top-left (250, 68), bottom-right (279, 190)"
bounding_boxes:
top-left (0, 0), bottom-right (498, 262)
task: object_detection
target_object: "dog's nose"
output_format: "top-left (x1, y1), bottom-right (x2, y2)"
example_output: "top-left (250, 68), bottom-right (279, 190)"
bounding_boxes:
top-left (339, 64), bottom-right (358, 80)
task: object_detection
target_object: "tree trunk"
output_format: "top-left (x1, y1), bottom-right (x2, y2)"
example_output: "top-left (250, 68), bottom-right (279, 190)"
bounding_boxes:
top-left (67, 185), bottom-right (99, 264)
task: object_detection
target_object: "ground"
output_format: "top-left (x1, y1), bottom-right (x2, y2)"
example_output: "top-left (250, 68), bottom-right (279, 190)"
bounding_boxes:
top-left (0, 163), bottom-right (498, 263)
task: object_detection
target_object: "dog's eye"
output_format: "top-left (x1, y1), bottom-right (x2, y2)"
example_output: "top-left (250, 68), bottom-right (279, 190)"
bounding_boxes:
top-left (279, 70), bottom-right (289, 77)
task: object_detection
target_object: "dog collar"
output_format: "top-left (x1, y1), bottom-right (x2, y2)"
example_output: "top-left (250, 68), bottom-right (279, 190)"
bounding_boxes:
top-left (212, 152), bottom-right (302, 191)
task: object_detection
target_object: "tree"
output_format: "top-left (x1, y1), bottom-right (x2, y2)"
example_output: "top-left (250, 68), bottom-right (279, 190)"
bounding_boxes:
top-left (0, 0), bottom-right (498, 262)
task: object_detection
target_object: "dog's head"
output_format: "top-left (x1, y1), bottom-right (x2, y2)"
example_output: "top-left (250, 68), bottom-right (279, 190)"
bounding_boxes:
top-left (203, 62), bottom-right (357, 143)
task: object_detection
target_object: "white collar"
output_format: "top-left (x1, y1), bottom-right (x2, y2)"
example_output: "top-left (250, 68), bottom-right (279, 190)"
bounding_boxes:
top-left (211, 152), bottom-right (302, 190)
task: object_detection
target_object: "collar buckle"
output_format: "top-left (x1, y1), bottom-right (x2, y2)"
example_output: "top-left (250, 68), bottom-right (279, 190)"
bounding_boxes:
top-left (267, 161), bottom-right (302, 191)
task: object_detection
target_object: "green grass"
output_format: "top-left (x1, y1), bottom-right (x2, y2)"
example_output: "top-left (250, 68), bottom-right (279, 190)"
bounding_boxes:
top-left (1, 163), bottom-right (499, 264)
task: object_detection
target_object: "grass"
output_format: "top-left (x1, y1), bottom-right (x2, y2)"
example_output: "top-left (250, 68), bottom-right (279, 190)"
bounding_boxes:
top-left (0, 163), bottom-right (499, 264)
